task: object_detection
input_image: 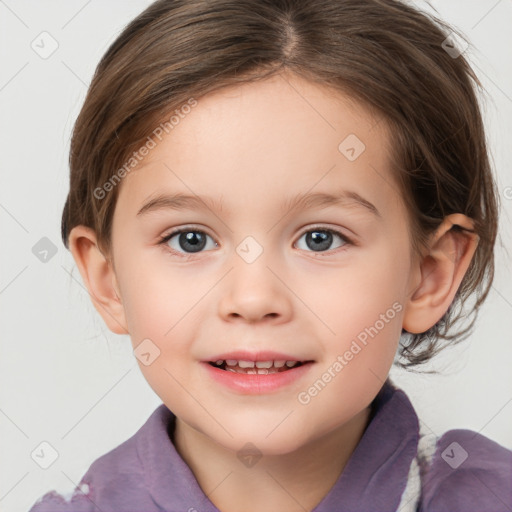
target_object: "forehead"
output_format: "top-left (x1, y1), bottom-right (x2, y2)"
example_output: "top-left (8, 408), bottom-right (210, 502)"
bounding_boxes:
top-left (116, 72), bottom-right (401, 218)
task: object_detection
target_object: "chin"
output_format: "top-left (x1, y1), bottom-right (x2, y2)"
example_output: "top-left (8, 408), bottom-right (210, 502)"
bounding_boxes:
top-left (217, 423), bottom-right (313, 457)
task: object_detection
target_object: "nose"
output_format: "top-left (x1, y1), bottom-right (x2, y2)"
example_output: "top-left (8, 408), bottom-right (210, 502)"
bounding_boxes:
top-left (217, 251), bottom-right (293, 325)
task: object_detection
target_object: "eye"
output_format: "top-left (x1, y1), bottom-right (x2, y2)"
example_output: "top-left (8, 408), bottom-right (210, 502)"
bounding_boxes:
top-left (158, 228), bottom-right (217, 256)
top-left (158, 225), bottom-right (353, 258)
top-left (294, 227), bottom-right (352, 254)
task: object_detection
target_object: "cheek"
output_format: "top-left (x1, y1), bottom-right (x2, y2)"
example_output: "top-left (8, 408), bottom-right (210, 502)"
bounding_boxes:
top-left (295, 264), bottom-right (405, 436)
top-left (116, 253), bottom-right (210, 354)
top-left (302, 246), bottom-right (407, 338)
top-left (294, 243), bottom-right (408, 406)
top-left (117, 259), bottom-right (205, 405)
top-left (114, 248), bottom-right (178, 334)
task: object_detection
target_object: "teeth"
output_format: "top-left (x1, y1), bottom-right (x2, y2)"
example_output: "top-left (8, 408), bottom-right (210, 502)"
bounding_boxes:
top-left (213, 359), bottom-right (304, 370)
top-left (255, 361), bottom-right (273, 368)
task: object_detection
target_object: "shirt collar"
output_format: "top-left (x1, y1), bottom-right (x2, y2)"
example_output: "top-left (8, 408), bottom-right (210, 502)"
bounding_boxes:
top-left (137, 378), bottom-right (419, 511)
top-left (313, 378), bottom-right (420, 511)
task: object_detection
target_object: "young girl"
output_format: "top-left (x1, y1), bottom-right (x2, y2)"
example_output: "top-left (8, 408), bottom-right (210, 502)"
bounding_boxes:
top-left (29, 0), bottom-right (511, 510)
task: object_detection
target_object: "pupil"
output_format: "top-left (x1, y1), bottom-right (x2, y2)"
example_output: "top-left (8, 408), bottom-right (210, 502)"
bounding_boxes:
top-left (180, 232), bottom-right (206, 253)
top-left (307, 231), bottom-right (331, 252)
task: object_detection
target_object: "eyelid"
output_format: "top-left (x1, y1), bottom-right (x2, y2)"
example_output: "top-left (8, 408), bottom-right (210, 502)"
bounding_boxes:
top-left (296, 224), bottom-right (354, 242)
top-left (293, 224), bottom-right (355, 256)
top-left (158, 224), bottom-right (354, 244)
top-left (157, 226), bottom-right (218, 260)
top-left (158, 223), bottom-right (356, 259)
top-left (158, 225), bottom-right (218, 248)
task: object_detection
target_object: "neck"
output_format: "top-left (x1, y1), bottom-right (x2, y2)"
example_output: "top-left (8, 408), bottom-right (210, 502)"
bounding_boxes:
top-left (173, 406), bottom-right (372, 512)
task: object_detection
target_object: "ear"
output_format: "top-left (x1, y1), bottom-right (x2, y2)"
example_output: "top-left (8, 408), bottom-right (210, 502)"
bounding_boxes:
top-left (68, 226), bottom-right (129, 335)
top-left (402, 213), bottom-right (479, 334)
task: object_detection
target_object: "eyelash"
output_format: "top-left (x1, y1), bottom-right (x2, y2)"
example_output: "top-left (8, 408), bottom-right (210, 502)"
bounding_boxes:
top-left (157, 225), bottom-right (354, 259)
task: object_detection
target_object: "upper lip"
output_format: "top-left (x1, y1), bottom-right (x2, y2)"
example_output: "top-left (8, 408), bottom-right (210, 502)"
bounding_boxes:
top-left (203, 350), bottom-right (313, 362)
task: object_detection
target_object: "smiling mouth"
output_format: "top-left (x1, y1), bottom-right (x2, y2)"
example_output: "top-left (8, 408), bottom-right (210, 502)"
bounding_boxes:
top-left (208, 359), bottom-right (311, 375)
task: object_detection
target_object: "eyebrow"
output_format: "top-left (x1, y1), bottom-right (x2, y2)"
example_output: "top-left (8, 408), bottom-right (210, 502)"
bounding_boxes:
top-left (136, 190), bottom-right (380, 218)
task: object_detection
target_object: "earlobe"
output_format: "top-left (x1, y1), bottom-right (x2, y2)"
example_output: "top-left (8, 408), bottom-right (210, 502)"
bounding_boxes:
top-left (402, 214), bottom-right (479, 334)
top-left (68, 226), bottom-right (129, 335)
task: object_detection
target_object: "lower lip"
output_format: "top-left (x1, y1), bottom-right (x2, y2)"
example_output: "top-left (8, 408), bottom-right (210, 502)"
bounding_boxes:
top-left (201, 362), bottom-right (314, 394)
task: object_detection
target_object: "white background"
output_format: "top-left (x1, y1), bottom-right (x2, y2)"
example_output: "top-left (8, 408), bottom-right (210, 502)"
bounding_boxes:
top-left (1, 1), bottom-right (511, 511)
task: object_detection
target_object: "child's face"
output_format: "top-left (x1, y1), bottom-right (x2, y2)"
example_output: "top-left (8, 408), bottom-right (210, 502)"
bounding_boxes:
top-left (110, 72), bottom-right (417, 454)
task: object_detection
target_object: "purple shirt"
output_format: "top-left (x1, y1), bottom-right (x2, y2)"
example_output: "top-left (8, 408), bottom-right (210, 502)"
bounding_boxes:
top-left (28, 379), bottom-right (512, 511)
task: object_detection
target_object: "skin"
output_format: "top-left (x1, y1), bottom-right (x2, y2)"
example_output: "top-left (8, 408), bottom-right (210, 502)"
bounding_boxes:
top-left (69, 71), bottom-right (478, 511)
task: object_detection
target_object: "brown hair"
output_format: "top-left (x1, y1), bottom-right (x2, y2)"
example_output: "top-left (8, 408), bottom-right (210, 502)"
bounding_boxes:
top-left (61, 0), bottom-right (499, 370)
